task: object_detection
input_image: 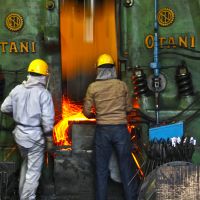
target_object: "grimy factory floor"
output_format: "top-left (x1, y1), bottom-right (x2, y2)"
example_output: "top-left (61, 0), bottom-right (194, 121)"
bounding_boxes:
top-left (1, 122), bottom-right (200, 200)
top-left (51, 122), bottom-right (125, 200)
top-left (30, 122), bottom-right (200, 200)
top-left (38, 122), bottom-right (200, 200)
top-left (0, 122), bottom-right (126, 200)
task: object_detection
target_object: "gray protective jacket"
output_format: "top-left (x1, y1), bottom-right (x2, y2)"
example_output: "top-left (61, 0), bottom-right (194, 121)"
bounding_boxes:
top-left (1, 75), bottom-right (55, 148)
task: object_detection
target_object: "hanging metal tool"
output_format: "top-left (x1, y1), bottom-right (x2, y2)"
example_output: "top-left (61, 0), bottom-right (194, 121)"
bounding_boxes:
top-left (150, 0), bottom-right (159, 78)
top-left (148, 0), bottom-right (166, 125)
top-left (150, 0), bottom-right (160, 125)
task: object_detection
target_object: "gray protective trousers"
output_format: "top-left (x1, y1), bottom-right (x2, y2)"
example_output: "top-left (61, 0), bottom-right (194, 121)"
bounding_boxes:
top-left (18, 139), bottom-right (44, 200)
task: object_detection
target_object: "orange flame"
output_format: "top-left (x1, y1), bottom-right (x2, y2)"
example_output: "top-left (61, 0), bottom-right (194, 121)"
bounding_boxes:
top-left (53, 97), bottom-right (95, 146)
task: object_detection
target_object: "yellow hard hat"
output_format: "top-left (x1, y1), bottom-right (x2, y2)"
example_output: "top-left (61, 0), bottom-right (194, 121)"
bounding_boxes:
top-left (28, 59), bottom-right (48, 76)
top-left (96, 54), bottom-right (114, 67)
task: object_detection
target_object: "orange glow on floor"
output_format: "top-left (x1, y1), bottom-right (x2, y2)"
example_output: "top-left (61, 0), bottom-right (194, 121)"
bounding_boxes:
top-left (53, 97), bottom-right (95, 146)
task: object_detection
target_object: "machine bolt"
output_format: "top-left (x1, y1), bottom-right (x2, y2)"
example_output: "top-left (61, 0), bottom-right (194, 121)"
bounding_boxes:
top-left (46, 0), bottom-right (55, 10)
top-left (124, 0), bottom-right (134, 7)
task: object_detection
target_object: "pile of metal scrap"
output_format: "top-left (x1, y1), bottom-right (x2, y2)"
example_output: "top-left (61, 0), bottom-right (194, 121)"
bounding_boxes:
top-left (144, 136), bottom-right (196, 175)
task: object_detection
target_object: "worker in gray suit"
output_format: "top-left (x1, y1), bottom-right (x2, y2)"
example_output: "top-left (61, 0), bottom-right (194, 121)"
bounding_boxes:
top-left (1, 59), bottom-right (54, 200)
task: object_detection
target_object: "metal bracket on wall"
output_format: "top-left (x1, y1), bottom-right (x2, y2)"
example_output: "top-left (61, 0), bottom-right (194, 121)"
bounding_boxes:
top-left (46, 0), bottom-right (55, 10)
top-left (124, 0), bottom-right (134, 7)
top-left (147, 73), bottom-right (167, 93)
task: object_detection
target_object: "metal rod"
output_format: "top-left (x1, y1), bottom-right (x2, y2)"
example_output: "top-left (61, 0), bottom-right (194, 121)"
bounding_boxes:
top-left (155, 92), bottom-right (159, 124)
top-left (150, 0), bottom-right (159, 76)
top-left (154, 0), bottom-right (159, 77)
top-left (150, 0), bottom-right (160, 124)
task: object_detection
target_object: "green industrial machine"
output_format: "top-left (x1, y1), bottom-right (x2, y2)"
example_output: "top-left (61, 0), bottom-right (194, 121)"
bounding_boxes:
top-left (0, 0), bottom-right (200, 199)
top-left (119, 1), bottom-right (200, 198)
top-left (119, 0), bottom-right (200, 163)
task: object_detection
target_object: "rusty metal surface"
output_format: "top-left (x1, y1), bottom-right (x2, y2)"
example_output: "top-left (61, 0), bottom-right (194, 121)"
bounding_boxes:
top-left (0, 162), bottom-right (17, 199)
top-left (139, 161), bottom-right (200, 200)
top-left (54, 123), bottom-right (125, 200)
top-left (70, 122), bottom-right (96, 153)
top-left (54, 151), bottom-right (125, 200)
top-left (156, 162), bottom-right (200, 200)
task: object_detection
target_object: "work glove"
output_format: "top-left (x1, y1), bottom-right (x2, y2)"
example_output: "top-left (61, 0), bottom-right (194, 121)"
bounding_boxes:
top-left (45, 136), bottom-right (55, 152)
top-left (87, 112), bottom-right (96, 119)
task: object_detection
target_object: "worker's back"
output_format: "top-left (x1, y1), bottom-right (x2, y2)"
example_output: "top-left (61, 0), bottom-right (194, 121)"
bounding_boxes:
top-left (1, 75), bottom-right (54, 148)
top-left (83, 79), bottom-right (132, 125)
